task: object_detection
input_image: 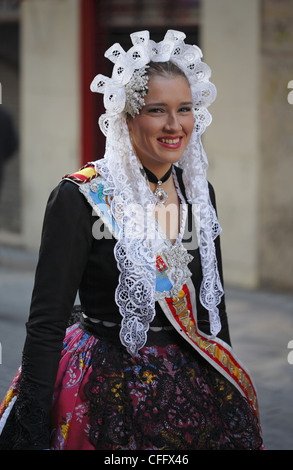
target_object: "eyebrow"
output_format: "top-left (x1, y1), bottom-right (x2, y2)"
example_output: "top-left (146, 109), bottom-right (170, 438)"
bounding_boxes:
top-left (145, 101), bottom-right (193, 107)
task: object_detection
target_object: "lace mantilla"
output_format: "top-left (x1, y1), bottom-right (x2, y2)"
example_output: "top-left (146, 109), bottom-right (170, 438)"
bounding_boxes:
top-left (87, 30), bottom-right (224, 354)
top-left (77, 168), bottom-right (194, 355)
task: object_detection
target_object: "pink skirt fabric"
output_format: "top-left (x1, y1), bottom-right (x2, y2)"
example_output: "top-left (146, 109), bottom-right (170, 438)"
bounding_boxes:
top-left (0, 323), bottom-right (264, 450)
top-left (50, 324), bottom-right (96, 450)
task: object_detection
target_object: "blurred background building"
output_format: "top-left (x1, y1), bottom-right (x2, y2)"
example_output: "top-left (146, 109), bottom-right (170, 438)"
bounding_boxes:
top-left (0, 0), bottom-right (292, 291)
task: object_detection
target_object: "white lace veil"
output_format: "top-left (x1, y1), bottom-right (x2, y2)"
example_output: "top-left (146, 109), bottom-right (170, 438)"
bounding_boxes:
top-left (90, 30), bottom-right (224, 356)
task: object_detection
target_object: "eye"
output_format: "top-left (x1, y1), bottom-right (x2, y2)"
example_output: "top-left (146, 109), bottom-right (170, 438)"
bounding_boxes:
top-left (147, 107), bottom-right (165, 114)
top-left (179, 106), bottom-right (192, 113)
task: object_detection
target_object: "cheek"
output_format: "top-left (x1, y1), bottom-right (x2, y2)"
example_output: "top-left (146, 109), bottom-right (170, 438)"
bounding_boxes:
top-left (131, 129), bottom-right (147, 147)
top-left (189, 114), bottom-right (195, 129)
top-left (184, 117), bottom-right (195, 140)
top-left (130, 123), bottom-right (157, 147)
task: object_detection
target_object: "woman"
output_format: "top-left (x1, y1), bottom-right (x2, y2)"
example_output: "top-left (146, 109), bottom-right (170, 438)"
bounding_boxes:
top-left (0, 30), bottom-right (264, 450)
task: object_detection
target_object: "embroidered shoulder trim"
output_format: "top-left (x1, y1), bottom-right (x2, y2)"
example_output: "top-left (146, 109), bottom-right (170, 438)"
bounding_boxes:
top-left (78, 176), bottom-right (120, 240)
top-left (62, 163), bottom-right (98, 184)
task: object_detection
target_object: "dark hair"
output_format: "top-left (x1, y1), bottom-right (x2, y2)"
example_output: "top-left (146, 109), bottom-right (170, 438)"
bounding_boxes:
top-left (147, 61), bottom-right (189, 84)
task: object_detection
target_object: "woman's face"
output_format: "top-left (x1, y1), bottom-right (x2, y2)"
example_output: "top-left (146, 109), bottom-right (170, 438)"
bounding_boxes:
top-left (127, 74), bottom-right (194, 173)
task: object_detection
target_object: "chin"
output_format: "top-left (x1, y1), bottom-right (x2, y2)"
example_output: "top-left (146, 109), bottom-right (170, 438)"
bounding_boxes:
top-left (158, 151), bottom-right (185, 165)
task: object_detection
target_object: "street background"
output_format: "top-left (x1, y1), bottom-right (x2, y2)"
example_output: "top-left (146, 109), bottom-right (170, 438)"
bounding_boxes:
top-left (0, 243), bottom-right (292, 451)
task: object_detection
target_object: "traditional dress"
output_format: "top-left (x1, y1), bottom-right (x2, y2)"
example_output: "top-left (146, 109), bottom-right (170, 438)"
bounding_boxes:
top-left (0, 165), bottom-right (263, 450)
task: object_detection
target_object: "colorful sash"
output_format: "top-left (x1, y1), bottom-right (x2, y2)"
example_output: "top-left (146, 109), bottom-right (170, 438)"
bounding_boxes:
top-left (65, 166), bottom-right (260, 421)
top-left (158, 281), bottom-right (260, 420)
top-left (154, 230), bottom-right (260, 420)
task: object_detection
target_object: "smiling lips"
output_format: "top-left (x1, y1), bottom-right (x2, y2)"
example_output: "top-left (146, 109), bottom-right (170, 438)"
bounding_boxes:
top-left (157, 136), bottom-right (183, 149)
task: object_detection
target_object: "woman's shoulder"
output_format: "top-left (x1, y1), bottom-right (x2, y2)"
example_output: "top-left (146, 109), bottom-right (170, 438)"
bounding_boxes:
top-left (62, 162), bottom-right (99, 185)
top-left (207, 181), bottom-right (217, 208)
top-left (174, 166), bottom-right (216, 205)
top-left (54, 162), bottom-right (101, 200)
top-left (45, 162), bottom-right (100, 213)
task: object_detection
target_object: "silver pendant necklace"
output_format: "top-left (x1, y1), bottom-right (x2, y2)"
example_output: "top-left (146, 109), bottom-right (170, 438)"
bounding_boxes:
top-left (143, 165), bottom-right (173, 206)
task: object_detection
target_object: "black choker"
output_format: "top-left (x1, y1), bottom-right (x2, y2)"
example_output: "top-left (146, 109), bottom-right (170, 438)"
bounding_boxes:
top-left (143, 165), bottom-right (173, 205)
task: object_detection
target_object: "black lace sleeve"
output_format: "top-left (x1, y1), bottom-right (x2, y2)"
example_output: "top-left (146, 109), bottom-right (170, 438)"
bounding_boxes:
top-left (0, 181), bottom-right (93, 449)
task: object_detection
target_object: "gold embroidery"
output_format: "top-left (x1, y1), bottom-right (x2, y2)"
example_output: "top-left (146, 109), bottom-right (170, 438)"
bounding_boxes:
top-left (169, 287), bottom-right (259, 414)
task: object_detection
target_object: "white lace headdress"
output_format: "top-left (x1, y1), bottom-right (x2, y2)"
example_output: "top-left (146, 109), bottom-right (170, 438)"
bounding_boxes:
top-left (90, 30), bottom-right (224, 356)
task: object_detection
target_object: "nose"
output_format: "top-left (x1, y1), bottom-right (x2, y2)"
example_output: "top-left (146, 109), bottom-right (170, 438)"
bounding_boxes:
top-left (164, 111), bottom-right (182, 133)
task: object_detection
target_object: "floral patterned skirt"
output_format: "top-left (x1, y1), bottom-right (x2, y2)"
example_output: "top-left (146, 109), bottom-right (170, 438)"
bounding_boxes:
top-left (0, 322), bottom-right (263, 450)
